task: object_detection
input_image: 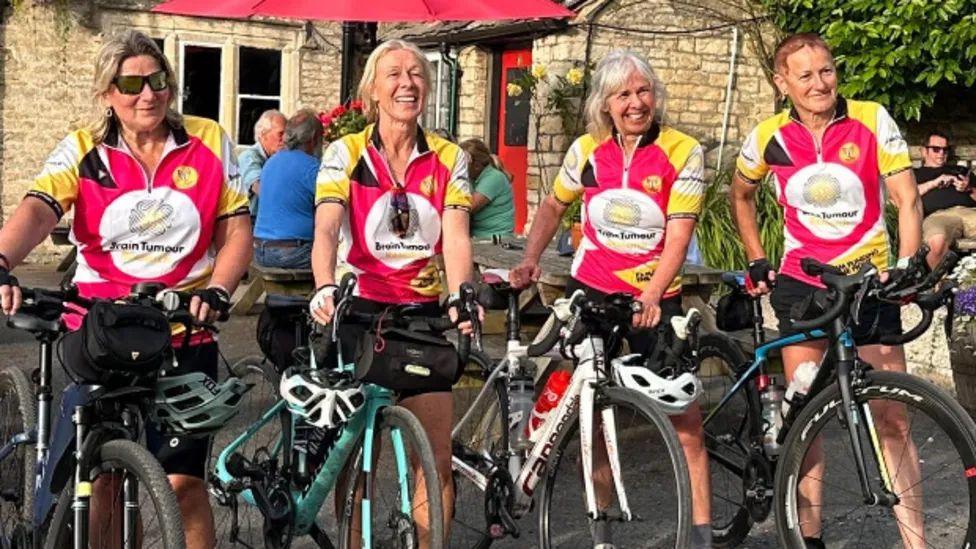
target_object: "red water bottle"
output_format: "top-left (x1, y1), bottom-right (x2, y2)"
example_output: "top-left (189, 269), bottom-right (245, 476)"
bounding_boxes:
top-left (525, 370), bottom-right (571, 442)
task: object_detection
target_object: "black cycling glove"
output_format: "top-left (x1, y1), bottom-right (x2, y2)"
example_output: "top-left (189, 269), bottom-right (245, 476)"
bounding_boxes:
top-left (747, 258), bottom-right (775, 289)
top-left (191, 286), bottom-right (231, 315)
top-left (0, 267), bottom-right (19, 289)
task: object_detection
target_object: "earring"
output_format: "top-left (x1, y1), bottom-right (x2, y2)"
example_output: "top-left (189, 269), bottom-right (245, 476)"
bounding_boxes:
top-left (105, 107), bottom-right (113, 118)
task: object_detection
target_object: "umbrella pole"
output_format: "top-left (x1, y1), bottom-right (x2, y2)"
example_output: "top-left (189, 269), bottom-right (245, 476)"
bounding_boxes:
top-left (340, 22), bottom-right (378, 103)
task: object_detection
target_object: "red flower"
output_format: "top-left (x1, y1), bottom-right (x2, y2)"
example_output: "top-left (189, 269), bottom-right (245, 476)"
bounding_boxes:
top-left (320, 115), bottom-right (333, 127)
top-left (330, 105), bottom-right (347, 117)
top-left (349, 100), bottom-right (364, 111)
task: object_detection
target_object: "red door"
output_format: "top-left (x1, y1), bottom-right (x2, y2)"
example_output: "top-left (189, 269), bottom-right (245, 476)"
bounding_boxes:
top-left (497, 49), bottom-right (532, 234)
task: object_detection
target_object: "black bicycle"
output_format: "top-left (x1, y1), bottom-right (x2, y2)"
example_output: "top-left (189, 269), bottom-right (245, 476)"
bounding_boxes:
top-left (0, 282), bottom-right (232, 549)
top-left (700, 250), bottom-right (976, 547)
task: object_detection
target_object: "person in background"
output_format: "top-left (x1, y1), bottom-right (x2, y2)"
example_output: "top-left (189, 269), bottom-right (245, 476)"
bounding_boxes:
top-left (913, 130), bottom-right (976, 267)
top-left (253, 109), bottom-right (323, 269)
top-left (460, 138), bottom-right (515, 240)
top-left (240, 109), bottom-right (286, 222)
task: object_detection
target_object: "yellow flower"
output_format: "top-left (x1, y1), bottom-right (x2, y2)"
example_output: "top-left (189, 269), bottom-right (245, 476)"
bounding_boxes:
top-left (531, 64), bottom-right (548, 79)
top-left (566, 67), bottom-right (584, 86)
top-left (506, 83), bottom-right (524, 97)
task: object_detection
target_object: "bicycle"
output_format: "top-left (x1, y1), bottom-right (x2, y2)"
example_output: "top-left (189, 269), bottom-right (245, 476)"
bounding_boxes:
top-left (450, 275), bottom-right (697, 548)
top-left (700, 251), bottom-right (976, 547)
top-left (210, 273), bottom-right (473, 548)
top-left (0, 282), bottom-right (245, 549)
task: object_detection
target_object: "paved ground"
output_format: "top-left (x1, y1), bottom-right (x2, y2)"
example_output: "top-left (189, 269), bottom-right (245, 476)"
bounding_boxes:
top-left (4, 266), bottom-right (967, 548)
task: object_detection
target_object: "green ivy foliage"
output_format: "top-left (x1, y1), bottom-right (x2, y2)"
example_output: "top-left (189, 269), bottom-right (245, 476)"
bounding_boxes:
top-left (762, 0), bottom-right (976, 120)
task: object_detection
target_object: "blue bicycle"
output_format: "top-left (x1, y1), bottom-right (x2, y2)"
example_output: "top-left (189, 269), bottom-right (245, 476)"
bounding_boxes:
top-left (210, 274), bottom-right (473, 548)
top-left (699, 253), bottom-right (976, 547)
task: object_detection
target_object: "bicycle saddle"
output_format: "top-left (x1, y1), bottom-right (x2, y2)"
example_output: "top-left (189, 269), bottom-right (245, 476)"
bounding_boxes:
top-left (7, 313), bottom-right (60, 334)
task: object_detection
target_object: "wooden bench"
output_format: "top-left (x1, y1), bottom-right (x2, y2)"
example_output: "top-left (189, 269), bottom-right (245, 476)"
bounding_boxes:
top-left (49, 224), bottom-right (77, 273)
top-left (231, 264), bottom-right (314, 315)
top-left (956, 238), bottom-right (976, 253)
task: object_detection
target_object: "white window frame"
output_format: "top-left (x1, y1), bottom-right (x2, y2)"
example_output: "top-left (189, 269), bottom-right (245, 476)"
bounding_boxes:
top-left (178, 40), bottom-right (225, 121)
top-left (236, 46), bottom-right (283, 145)
top-left (424, 51), bottom-right (448, 130)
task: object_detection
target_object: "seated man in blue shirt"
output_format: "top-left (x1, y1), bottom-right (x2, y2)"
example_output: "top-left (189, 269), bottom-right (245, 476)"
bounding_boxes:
top-left (253, 109), bottom-right (322, 269)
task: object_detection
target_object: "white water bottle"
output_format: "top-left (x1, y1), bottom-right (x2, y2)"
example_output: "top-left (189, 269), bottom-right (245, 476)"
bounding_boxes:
top-left (782, 361), bottom-right (818, 419)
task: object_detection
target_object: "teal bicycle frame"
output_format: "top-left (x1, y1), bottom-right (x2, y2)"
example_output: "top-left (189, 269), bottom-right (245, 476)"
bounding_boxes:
top-left (214, 379), bottom-right (410, 547)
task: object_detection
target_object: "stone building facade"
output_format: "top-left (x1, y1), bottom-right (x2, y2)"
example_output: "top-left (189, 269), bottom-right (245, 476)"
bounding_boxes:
top-left (0, 1), bottom-right (342, 261)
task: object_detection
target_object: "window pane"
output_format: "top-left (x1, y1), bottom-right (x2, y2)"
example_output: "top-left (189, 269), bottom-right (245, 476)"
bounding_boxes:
top-left (240, 47), bottom-right (281, 96)
top-left (182, 45), bottom-right (222, 122)
top-left (239, 98), bottom-right (281, 144)
top-left (504, 67), bottom-right (530, 147)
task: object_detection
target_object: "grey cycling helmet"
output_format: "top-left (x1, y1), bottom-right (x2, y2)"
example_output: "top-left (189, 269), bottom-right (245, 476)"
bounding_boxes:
top-left (151, 372), bottom-right (251, 435)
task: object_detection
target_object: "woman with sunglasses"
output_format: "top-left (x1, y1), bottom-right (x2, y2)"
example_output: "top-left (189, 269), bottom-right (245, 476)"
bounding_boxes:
top-left (309, 39), bottom-right (474, 545)
top-left (0, 30), bottom-right (251, 548)
top-left (510, 49), bottom-right (713, 548)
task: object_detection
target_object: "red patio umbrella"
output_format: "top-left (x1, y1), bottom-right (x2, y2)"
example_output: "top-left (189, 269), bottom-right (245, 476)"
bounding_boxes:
top-left (152, 0), bottom-right (575, 22)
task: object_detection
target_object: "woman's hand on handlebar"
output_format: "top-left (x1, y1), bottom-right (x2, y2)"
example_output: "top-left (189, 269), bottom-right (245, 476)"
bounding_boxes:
top-left (448, 303), bottom-right (484, 335)
top-left (0, 268), bottom-right (22, 316)
top-left (189, 286), bottom-right (230, 323)
top-left (634, 289), bottom-right (662, 329)
top-left (308, 284), bottom-right (337, 326)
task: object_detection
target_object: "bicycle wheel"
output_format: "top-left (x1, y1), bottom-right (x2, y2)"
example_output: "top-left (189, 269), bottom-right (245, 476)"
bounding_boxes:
top-left (337, 405), bottom-right (445, 549)
top-left (538, 386), bottom-right (692, 548)
top-left (774, 370), bottom-right (976, 548)
top-left (0, 367), bottom-right (36, 546)
top-left (43, 439), bottom-right (185, 549)
top-left (698, 332), bottom-right (757, 547)
top-left (451, 352), bottom-right (509, 547)
top-left (211, 356), bottom-right (288, 548)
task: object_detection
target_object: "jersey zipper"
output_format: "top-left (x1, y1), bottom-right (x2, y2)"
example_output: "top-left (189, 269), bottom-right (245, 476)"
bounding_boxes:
top-left (617, 133), bottom-right (642, 188)
top-left (795, 111), bottom-right (845, 164)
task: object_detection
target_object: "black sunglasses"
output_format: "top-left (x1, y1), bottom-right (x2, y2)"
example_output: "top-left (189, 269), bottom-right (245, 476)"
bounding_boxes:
top-left (390, 189), bottom-right (411, 238)
top-left (926, 145), bottom-right (951, 153)
top-left (113, 70), bottom-right (169, 95)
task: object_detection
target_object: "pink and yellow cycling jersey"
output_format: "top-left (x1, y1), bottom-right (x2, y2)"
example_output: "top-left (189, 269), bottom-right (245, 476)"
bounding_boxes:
top-left (28, 116), bottom-right (249, 326)
top-left (736, 98), bottom-right (912, 287)
top-left (552, 124), bottom-right (706, 298)
top-left (315, 124), bottom-right (471, 303)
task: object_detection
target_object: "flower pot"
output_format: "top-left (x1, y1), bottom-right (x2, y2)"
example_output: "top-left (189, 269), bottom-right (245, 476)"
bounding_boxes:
top-left (949, 321), bottom-right (976, 418)
top-left (571, 222), bottom-right (583, 250)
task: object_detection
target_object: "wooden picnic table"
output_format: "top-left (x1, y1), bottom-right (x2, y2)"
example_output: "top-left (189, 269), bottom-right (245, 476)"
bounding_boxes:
top-left (49, 223), bottom-right (77, 274)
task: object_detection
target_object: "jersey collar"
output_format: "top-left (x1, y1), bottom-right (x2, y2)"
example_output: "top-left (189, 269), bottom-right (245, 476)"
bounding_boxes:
top-left (788, 96), bottom-right (849, 125)
top-left (368, 122), bottom-right (430, 163)
top-left (104, 119), bottom-right (190, 152)
top-left (611, 121), bottom-right (661, 150)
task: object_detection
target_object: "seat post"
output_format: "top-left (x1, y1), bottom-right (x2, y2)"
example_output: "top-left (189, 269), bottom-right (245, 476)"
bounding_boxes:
top-left (506, 291), bottom-right (520, 343)
top-left (35, 335), bottom-right (56, 462)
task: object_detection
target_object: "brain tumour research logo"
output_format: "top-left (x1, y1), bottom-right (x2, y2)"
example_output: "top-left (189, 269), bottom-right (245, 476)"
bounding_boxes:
top-left (802, 174), bottom-right (842, 208)
top-left (129, 199), bottom-right (175, 238)
top-left (603, 199), bottom-right (642, 227)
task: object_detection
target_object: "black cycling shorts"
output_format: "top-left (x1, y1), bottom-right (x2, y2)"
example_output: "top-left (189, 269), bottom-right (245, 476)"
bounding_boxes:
top-left (324, 297), bottom-right (451, 400)
top-left (769, 275), bottom-right (902, 345)
top-left (564, 278), bottom-right (683, 359)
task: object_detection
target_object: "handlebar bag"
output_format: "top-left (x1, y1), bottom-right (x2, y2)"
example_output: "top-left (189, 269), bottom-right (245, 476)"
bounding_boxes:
top-left (64, 300), bottom-right (171, 384)
top-left (353, 327), bottom-right (461, 392)
top-left (716, 289), bottom-right (751, 332)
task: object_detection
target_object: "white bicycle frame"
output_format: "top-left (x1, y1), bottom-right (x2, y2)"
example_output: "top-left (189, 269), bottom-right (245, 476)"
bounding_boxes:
top-left (451, 330), bottom-right (631, 519)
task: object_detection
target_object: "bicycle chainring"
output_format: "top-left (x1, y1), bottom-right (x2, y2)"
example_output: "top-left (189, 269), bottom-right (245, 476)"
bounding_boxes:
top-left (261, 479), bottom-right (294, 549)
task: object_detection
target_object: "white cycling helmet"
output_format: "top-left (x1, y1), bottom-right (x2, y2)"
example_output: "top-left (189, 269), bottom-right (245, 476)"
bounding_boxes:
top-left (611, 354), bottom-right (702, 415)
top-left (280, 368), bottom-right (365, 428)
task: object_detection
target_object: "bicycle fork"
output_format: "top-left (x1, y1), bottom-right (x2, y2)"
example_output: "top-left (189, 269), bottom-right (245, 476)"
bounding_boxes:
top-left (579, 349), bottom-right (632, 522)
top-left (832, 326), bottom-right (898, 507)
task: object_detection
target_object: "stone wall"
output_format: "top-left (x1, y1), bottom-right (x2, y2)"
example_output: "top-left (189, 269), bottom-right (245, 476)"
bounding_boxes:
top-left (522, 0), bottom-right (777, 219)
top-left (0, 2), bottom-right (341, 262)
top-left (455, 45), bottom-right (490, 142)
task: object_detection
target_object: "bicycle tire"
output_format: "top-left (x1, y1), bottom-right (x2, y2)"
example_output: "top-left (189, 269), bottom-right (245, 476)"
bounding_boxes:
top-left (451, 351), bottom-right (509, 548)
top-left (698, 332), bottom-right (756, 548)
top-left (774, 370), bottom-right (976, 548)
top-left (337, 405), bottom-right (445, 549)
top-left (538, 386), bottom-right (692, 548)
top-left (211, 356), bottom-right (287, 548)
top-left (0, 367), bottom-right (37, 544)
top-left (43, 439), bottom-right (185, 549)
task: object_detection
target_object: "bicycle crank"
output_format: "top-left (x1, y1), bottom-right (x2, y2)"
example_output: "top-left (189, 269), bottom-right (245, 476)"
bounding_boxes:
top-left (743, 451), bottom-right (774, 522)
